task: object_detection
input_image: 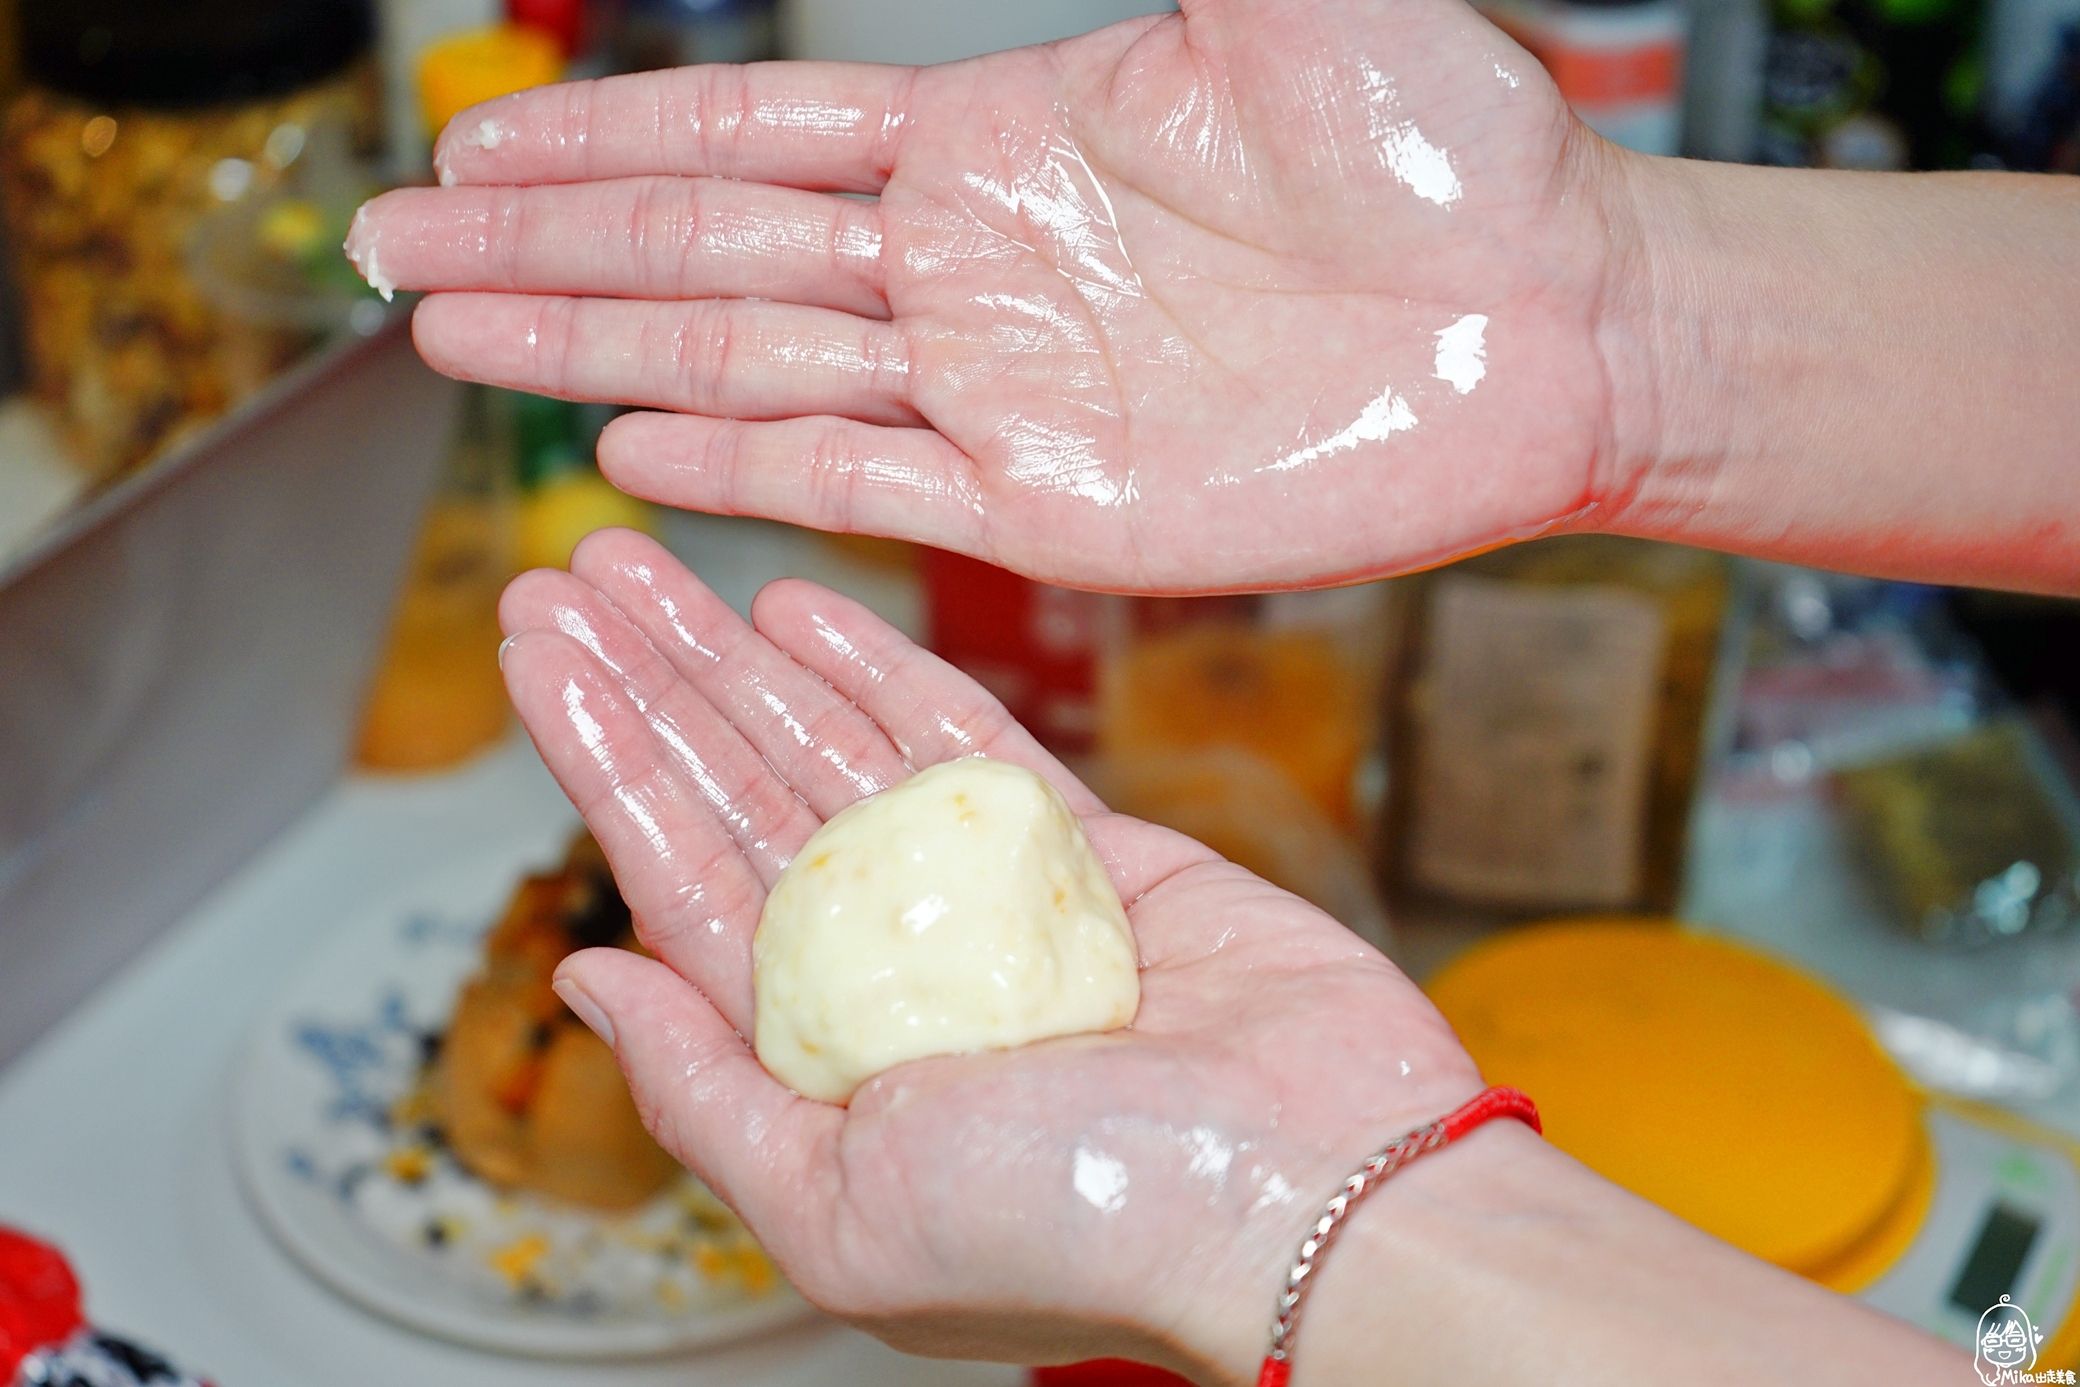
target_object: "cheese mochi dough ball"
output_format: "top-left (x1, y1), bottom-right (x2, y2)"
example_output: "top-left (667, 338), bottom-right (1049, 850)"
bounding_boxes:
top-left (752, 757), bottom-right (1140, 1104)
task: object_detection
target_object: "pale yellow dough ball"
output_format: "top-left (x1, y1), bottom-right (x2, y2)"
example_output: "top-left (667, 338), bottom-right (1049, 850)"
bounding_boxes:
top-left (753, 757), bottom-right (1140, 1104)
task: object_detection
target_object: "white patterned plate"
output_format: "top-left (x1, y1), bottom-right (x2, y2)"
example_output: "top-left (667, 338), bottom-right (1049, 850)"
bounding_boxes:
top-left (231, 843), bottom-right (814, 1358)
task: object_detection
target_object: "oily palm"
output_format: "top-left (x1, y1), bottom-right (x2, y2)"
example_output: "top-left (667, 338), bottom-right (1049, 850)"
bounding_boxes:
top-left (500, 528), bottom-right (1482, 1372)
top-left (358, 0), bottom-right (1620, 591)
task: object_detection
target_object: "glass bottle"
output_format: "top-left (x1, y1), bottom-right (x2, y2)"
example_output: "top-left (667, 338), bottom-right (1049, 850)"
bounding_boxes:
top-left (352, 24), bottom-right (563, 771)
top-left (1380, 536), bottom-right (1729, 918)
top-left (354, 385), bottom-right (517, 770)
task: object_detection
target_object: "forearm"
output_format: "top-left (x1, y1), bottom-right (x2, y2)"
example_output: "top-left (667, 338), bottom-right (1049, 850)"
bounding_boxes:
top-left (1197, 1121), bottom-right (1962, 1386)
top-left (1595, 155), bottom-right (2080, 594)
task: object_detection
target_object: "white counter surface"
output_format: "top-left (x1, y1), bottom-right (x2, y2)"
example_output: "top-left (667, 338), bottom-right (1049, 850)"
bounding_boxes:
top-left (0, 512), bottom-right (1015, 1386)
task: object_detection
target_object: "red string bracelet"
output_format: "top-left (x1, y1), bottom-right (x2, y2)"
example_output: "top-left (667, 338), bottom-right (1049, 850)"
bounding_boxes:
top-left (1256, 1086), bottom-right (1541, 1387)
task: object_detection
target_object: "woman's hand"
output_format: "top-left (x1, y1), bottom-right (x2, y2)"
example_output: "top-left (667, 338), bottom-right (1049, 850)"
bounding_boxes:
top-left (498, 529), bottom-right (1970, 1385)
top-left (351, 0), bottom-right (1634, 591)
top-left (498, 527), bottom-right (1486, 1377)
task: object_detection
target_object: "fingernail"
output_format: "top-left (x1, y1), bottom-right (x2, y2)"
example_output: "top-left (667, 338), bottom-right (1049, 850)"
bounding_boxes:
top-left (554, 977), bottom-right (615, 1049)
top-left (341, 204), bottom-right (367, 264)
top-left (342, 205), bottom-right (396, 303)
top-left (497, 633), bottom-right (519, 669)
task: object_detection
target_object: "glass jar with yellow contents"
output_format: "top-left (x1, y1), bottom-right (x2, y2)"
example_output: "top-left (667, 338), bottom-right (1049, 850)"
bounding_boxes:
top-left (0, 0), bottom-right (379, 483)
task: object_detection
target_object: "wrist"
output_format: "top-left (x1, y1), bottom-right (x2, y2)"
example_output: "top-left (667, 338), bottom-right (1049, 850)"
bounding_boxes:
top-left (1248, 1095), bottom-right (1970, 1387)
top-left (1583, 144), bottom-right (1704, 548)
top-left (1588, 149), bottom-right (1825, 557)
top-left (1160, 1081), bottom-right (1515, 1387)
top-left (1586, 155), bottom-right (2080, 590)
top-left (1278, 1117), bottom-right (1553, 1387)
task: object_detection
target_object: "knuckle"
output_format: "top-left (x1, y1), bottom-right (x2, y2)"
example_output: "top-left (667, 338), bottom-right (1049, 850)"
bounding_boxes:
top-left (696, 417), bottom-right (744, 491)
top-left (674, 301), bottom-right (735, 409)
top-left (805, 423), bottom-right (861, 519)
top-left (832, 198), bottom-right (883, 279)
top-left (804, 702), bottom-right (881, 774)
top-left (862, 324), bottom-right (912, 408)
top-left (548, 296), bottom-right (582, 381)
top-left (495, 189), bottom-right (528, 288)
top-left (669, 180), bottom-right (707, 294)
top-left (563, 83), bottom-right (596, 179)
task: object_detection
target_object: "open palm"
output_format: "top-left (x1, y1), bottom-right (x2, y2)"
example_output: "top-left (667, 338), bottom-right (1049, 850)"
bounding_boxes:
top-left (355, 0), bottom-right (1625, 591)
top-left (499, 529), bottom-right (1483, 1374)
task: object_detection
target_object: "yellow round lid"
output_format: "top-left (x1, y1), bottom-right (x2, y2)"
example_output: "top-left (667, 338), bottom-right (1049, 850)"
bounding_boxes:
top-left (1428, 919), bottom-right (1927, 1280)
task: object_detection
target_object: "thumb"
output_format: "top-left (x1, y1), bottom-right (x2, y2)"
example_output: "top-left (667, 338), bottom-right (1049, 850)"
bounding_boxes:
top-left (551, 947), bottom-right (840, 1250)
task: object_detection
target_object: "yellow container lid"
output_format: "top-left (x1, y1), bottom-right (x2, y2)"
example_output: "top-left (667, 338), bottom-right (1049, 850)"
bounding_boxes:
top-left (1428, 919), bottom-right (1931, 1288)
top-left (417, 24), bottom-right (565, 139)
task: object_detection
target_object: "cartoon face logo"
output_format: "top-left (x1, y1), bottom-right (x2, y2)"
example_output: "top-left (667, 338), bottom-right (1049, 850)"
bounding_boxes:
top-left (1975, 1296), bottom-right (2043, 1384)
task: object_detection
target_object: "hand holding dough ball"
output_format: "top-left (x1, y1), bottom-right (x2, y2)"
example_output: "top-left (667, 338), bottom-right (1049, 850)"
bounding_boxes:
top-left (753, 758), bottom-right (1140, 1104)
